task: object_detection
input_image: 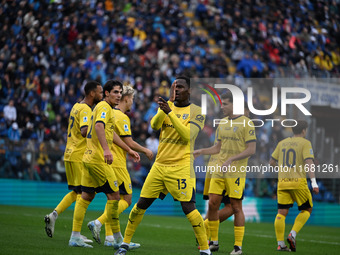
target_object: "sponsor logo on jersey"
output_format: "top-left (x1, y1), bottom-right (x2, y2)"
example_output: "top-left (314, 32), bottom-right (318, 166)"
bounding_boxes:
top-left (124, 124), bottom-right (129, 132)
top-left (101, 112), bottom-right (106, 118)
top-left (233, 127), bottom-right (238, 132)
top-left (83, 116), bottom-right (88, 122)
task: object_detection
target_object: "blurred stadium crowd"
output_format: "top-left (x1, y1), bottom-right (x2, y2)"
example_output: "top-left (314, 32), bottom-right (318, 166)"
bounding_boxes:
top-left (0, 0), bottom-right (339, 202)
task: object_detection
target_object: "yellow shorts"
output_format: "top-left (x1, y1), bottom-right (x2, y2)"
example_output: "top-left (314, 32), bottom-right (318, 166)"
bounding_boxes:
top-left (203, 176), bottom-right (230, 203)
top-left (209, 177), bottom-right (245, 200)
top-left (82, 162), bottom-right (119, 194)
top-left (277, 189), bottom-right (313, 210)
top-left (140, 163), bottom-right (196, 202)
top-left (113, 167), bottom-right (132, 195)
top-left (65, 161), bottom-right (84, 192)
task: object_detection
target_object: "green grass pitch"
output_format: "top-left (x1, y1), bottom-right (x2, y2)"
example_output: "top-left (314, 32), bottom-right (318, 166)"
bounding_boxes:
top-left (0, 205), bottom-right (339, 255)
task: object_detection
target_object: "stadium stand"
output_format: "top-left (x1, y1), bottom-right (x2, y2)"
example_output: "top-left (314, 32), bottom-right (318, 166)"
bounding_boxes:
top-left (0, 0), bottom-right (339, 202)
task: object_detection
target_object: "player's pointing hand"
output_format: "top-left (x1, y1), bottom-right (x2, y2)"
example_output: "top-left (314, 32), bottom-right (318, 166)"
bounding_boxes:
top-left (158, 97), bottom-right (171, 114)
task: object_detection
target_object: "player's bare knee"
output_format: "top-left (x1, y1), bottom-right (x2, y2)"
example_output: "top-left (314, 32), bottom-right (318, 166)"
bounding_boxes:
top-left (107, 191), bottom-right (120, 201)
top-left (137, 197), bottom-right (155, 210)
top-left (208, 199), bottom-right (220, 211)
top-left (181, 201), bottom-right (196, 215)
top-left (232, 206), bottom-right (242, 215)
top-left (123, 195), bottom-right (132, 206)
top-left (278, 209), bottom-right (289, 217)
top-left (82, 192), bottom-right (95, 202)
top-left (306, 207), bottom-right (313, 214)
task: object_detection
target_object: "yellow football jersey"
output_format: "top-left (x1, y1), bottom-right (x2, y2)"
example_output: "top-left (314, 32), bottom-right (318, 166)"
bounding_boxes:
top-left (155, 103), bottom-right (205, 165)
top-left (83, 100), bottom-right (116, 164)
top-left (217, 115), bottom-right (256, 177)
top-left (271, 136), bottom-right (314, 190)
top-left (111, 109), bottom-right (131, 168)
top-left (64, 103), bottom-right (92, 162)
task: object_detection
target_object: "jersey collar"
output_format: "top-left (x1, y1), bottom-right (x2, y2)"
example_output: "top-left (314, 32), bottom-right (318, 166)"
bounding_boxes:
top-left (174, 102), bottom-right (191, 108)
top-left (229, 115), bottom-right (243, 120)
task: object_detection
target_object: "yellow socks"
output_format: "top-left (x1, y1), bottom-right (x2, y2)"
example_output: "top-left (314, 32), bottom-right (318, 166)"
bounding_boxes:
top-left (209, 220), bottom-right (219, 242)
top-left (105, 200), bottom-right (120, 234)
top-left (275, 214), bottom-right (286, 242)
top-left (292, 210), bottom-right (310, 235)
top-left (123, 204), bottom-right (146, 244)
top-left (118, 199), bottom-right (129, 214)
top-left (234, 226), bottom-right (245, 247)
top-left (204, 218), bottom-right (210, 241)
top-left (72, 197), bottom-right (90, 232)
top-left (55, 191), bottom-right (77, 215)
top-left (186, 209), bottom-right (209, 250)
top-left (102, 199), bottom-right (130, 236)
top-left (98, 203), bottom-right (108, 225)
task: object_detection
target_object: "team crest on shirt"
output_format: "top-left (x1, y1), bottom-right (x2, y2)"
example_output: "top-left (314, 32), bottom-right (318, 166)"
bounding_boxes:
top-left (310, 149), bottom-right (314, 155)
top-left (114, 181), bottom-right (118, 187)
top-left (182, 114), bottom-right (189, 120)
top-left (176, 114), bottom-right (181, 118)
top-left (233, 127), bottom-right (238, 132)
top-left (124, 124), bottom-right (129, 132)
top-left (83, 116), bottom-right (88, 122)
top-left (129, 183), bottom-right (132, 190)
top-left (101, 112), bottom-right (106, 118)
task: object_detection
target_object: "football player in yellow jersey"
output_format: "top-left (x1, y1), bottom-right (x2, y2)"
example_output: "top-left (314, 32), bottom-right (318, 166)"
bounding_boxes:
top-left (270, 120), bottom-right (319, 252)
top-left (115, 76), bottom-right (211, 255)
top-left (69, 80), bottom-right (140, 248)
top-left (201, 106), bottom-right (251, 251)
top-left (194, 92), bottom-right (256, 255)
top-left (44, 80), bottom-right (103, 241)
top-left (88, 83), bottom-right (153, 249)
top-left (201, 128), bottom-right (233, 251)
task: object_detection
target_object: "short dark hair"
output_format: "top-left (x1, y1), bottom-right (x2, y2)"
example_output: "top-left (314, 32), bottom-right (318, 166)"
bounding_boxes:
top-left (292, 120), bottom-right (308, 134)
top-left (103, 80), bottom-right (123, 97)
top-left (221, 92), bottom-right (233, 103)
top-left (175, 76), bottom-right (190, 88)
top-left (84, 80), bottom-right (101, 96)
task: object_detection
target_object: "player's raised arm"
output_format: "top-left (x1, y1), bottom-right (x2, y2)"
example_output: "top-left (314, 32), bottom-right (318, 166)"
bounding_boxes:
top-left (95, 122), bottom-right (113, 164)
top-left (150, 102), bottom-right (169, 130)
top-left (158, 96), bottom-right (194, 141)
top-left (169, 80), bottom-right (176, 102)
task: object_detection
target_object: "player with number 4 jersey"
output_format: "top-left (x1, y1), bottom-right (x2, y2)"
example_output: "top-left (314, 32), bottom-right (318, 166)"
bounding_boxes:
top-left (194, 92), bottom-right (256, 255)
